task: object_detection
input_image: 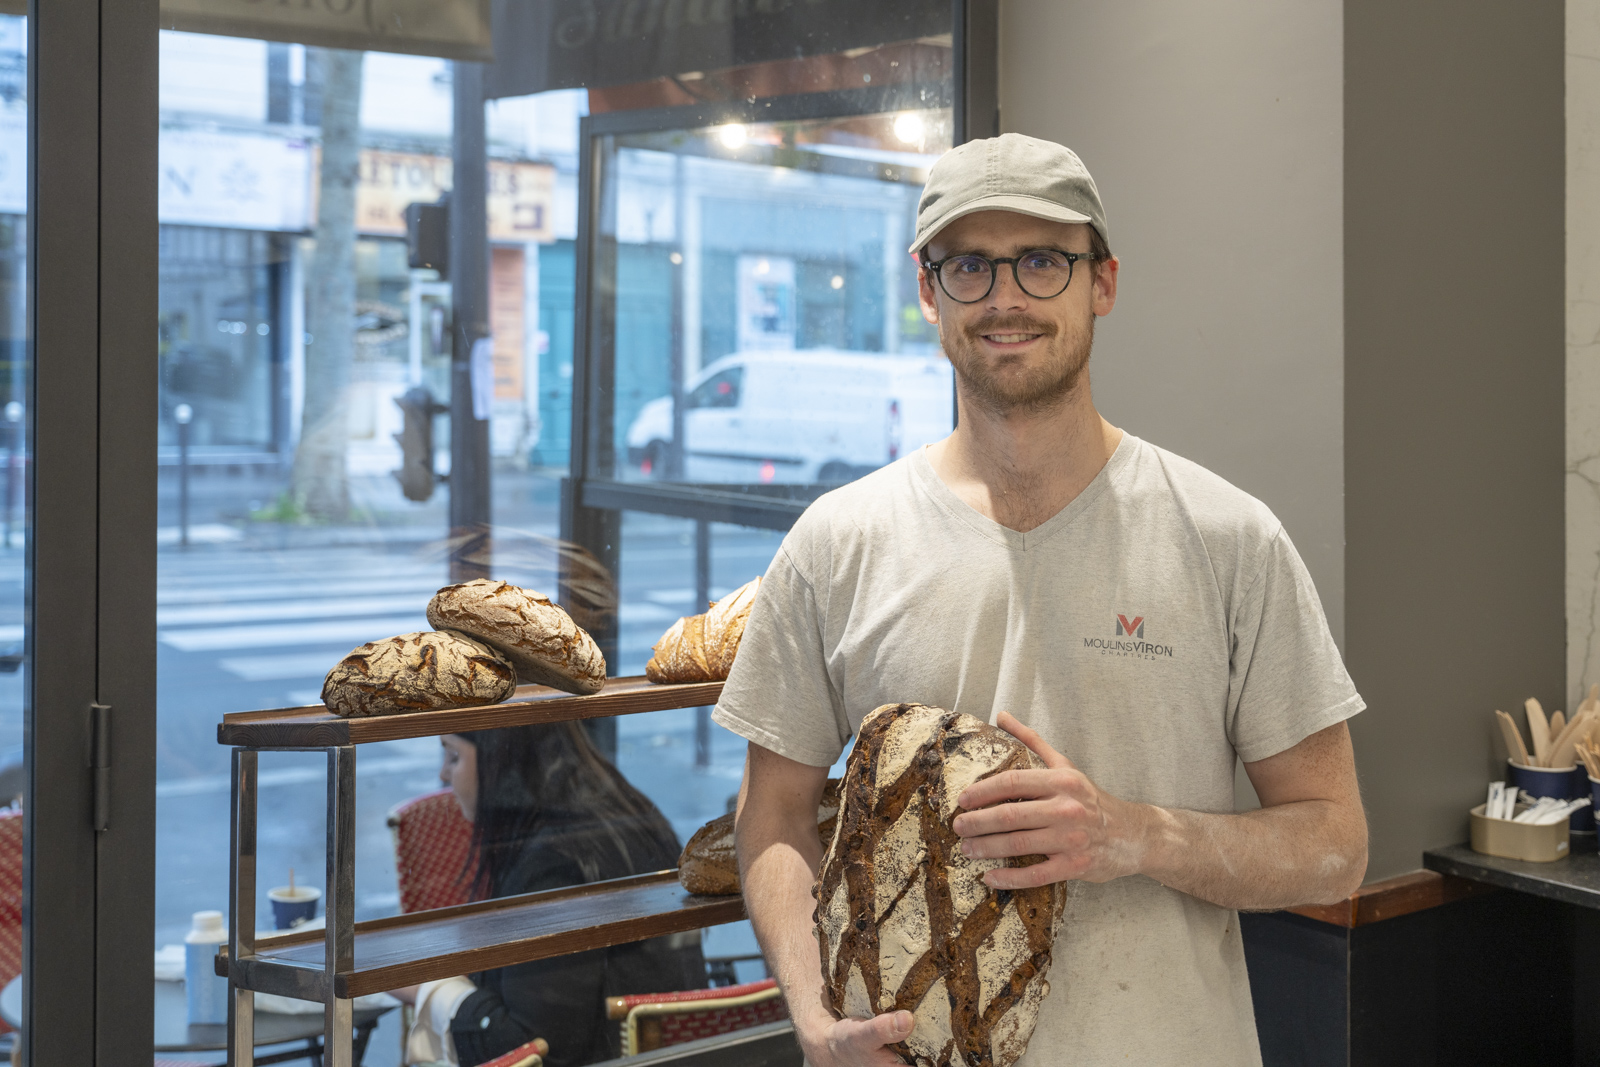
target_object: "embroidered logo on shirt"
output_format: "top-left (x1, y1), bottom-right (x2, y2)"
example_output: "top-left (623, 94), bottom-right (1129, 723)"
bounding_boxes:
top-left (1082, 613), bottom-right (1174, 659)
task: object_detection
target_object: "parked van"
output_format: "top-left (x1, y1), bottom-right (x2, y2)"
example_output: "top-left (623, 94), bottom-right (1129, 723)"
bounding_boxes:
top-left (625, 349), bottom-right (953, 484)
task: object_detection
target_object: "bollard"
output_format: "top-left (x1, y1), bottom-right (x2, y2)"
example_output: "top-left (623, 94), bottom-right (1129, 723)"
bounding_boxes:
top-left (174, 403), bottom-right (192, 549)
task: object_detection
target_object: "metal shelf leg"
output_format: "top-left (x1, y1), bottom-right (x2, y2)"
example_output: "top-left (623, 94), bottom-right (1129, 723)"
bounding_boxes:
top-left (229, 748), bottom-right (258, 1067)
top-left (323, 746), bottom-right (356, 1067)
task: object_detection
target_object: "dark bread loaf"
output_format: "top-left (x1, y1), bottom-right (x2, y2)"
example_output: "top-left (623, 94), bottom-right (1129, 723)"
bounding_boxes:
top-left (815, 703), bottom-right (1067, 1067)
top-left (678, 779), bottom-right (841, 895)
top-left (321, 630), bottom-right (517, 717)
top-left (426, 579), bottom-right (605, 695)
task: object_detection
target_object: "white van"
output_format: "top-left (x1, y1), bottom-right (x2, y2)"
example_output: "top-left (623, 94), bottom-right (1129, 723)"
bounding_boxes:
top-left (625, 349), bottom-right (954, 484)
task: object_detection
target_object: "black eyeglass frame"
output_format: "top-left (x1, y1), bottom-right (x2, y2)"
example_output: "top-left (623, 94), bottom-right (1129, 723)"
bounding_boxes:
top-left (922, 248), bottom-right (1109, 303)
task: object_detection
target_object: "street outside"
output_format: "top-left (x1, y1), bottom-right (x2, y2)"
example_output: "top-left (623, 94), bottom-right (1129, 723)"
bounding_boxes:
top-left (1, 460), bottom-right (828, 1063)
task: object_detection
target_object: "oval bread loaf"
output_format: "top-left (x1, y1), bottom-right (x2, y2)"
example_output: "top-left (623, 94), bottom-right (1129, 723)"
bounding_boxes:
top-left (815, 703), bottom-right (1067, 1067)
top-left (678, 778), bottom-right (841, 895)
top-left (321, 630), bottom-right (517, 718)
top-left (645, 576), bottom-right (760, 683)
top-left (426, 579), bottom-right (606, 695)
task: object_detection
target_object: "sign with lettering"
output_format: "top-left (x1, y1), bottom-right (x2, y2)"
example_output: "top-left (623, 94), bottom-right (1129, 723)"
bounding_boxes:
top-left (354, 150), bottom-right (555, 244)
top-left (485, 0), bottom-right (950, 98)
top-left (159, 0), bottom-right (491, 63)
top-left (159, 128), bottom-right (313, 231)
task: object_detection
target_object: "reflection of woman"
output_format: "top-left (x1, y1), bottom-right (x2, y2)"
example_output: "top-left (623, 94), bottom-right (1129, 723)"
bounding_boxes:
top-left (397, 722), bottom-right (704, 1067)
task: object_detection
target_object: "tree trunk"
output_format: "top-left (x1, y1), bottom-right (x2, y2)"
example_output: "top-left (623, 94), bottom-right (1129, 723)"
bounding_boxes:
top-left (291, 48), bottom-right (364, 520)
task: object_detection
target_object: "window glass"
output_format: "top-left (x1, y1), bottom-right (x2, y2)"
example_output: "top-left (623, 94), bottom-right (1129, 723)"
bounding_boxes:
top-left (0, 12), bottom-right (22, 1062)
top-left (152, 4), bottom-right (953, 1063)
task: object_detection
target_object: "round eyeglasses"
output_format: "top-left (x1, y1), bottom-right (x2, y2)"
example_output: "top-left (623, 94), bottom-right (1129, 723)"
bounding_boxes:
top-left (924, 248), bottom-right (1106, 304)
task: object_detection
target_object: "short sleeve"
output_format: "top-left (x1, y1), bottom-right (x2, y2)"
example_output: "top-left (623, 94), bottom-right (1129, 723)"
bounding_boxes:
top-left (1226, 528), bottom-right (1364, 763)
top-left (712, 541), bottom-right (851, 767)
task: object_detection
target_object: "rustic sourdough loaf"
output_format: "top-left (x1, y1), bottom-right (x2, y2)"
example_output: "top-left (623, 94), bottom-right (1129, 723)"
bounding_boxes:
top-left (645, 577), bottom-right (760, 683)
top-left (678, 778), bottom-right (841, 895)
top-left (815, 703), bottom-right (1067, 1067)
top-left (426, 579), bottom-right (606, 695)
top-left (321, 630), bottom-right (517, 717)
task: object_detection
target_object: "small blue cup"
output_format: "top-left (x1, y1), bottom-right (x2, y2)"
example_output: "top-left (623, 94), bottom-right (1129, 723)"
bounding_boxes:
top-left (268, 885), bottom-right (320, 930)
top-left (1508, 760), bottom-right (1595, 832)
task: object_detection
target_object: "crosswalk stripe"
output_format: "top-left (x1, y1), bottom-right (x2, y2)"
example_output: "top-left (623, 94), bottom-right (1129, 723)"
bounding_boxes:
top-left (156, 575), bottom-right (450, 606)
top-left (159, 615), bottom-right (429, 652)
top-left (158, 594), bottom-right (431, 627)
top-left (218, 649), bottom-right (354, 682)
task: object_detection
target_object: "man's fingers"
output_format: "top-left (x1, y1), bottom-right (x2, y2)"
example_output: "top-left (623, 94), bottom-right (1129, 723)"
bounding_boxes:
top-left (951, 796), bottom-right (1067, 839)
top-left (834, 1010), bottom-right (914, 1054)
top-left (982, 856), bottom-right (1075, 890)
top-left (956, 767), bottom-right (1063, 813)
top-left (995, 712), bottom-right (1073, 770)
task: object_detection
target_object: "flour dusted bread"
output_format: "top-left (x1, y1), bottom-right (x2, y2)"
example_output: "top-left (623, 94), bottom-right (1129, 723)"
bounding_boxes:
top-left (679, 779), bottom-right (841, 895)
top-left (815, 703), bottom-right (1067, 1067)
top-left (321, 631), bottom-right (517, 717)
top-left (645, 577), bottom-right (760, 683)
top-left (427, 579), bottom-right (606, 695)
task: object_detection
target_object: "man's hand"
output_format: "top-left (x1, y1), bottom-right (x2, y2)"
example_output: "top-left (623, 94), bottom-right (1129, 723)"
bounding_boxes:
top-left (798, 1010), bottom-right (915, 1067)
top-left (951, 711), bottom-right (1146, 889)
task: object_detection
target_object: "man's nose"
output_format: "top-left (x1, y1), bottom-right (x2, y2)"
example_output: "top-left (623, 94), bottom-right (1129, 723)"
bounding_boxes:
top-left (986, 264), bottom-right (1029, 310)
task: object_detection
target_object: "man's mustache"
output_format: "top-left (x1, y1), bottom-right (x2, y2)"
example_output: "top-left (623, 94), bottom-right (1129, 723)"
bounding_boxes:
top-left (962, 316), bottom-right (1060, 340)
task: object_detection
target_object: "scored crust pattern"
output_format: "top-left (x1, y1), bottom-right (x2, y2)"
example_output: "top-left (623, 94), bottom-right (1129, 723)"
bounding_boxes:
top-left (426, 579), bottom-right (606, 695)
top-left (320, 630), bottom-right (517, 717)
top-left (814, 703), bottom-right (1067, 1067)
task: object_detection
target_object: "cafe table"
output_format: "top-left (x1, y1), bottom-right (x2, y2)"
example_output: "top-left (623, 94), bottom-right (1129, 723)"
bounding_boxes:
top-left (0, 975), bottom-right (391, 1066)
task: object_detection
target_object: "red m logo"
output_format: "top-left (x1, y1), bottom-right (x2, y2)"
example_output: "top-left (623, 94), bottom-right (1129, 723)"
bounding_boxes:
top-left (1116, 614), bottom-right (1144, 637)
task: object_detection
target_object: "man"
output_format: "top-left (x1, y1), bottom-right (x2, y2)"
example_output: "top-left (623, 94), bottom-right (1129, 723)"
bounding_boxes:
top-left (715, 134), bottom-right (1367, 1066)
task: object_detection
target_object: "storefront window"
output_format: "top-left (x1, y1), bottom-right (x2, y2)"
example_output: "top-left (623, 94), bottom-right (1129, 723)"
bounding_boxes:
top-left (152, 3), bottom-right (955, 1062)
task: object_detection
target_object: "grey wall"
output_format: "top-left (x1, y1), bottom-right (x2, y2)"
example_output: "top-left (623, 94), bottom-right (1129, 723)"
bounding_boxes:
top-left (999, 0), bottom-right (1346, 644)
top-left (1001, 2), bottom-right (1568, 881)
top-left (1345, 1), bottom-right (1565, 879)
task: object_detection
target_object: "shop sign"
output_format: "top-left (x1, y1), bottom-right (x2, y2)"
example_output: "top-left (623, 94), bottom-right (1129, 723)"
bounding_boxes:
top-left (486, 0), bottom-right (949, 98)
top-left (354, 150), bottom-right (555, 244)
top-left (159, 128), bottom-right (313, 232)
top-left (157, 0), bottom-right (491, 63)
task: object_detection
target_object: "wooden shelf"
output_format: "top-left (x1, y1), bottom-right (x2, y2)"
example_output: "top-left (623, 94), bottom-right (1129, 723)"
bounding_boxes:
top-left (223, 871), bottom-right (747, 999)
top-left (217, 676), bottom-right (724, 748)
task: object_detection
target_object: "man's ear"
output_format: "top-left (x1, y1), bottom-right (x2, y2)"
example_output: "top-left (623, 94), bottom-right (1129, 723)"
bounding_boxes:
top-left (917, 260), bottom-right (940, 325)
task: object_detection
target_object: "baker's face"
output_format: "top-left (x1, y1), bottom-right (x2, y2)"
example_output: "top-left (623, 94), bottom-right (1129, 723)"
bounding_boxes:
top-left (440, 734), bottom-right (479, 823)
top-left (919, 211), bottom-right (1118, 414)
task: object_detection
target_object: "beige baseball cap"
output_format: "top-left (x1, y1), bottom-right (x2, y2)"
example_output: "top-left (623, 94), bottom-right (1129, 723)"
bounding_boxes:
top-left (909, 133), bottom-right (1109, 255)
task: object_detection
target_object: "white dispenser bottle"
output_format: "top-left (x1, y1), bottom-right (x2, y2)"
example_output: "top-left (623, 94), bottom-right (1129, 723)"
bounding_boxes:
top-left (184, 910), bottom-right (229, 1025)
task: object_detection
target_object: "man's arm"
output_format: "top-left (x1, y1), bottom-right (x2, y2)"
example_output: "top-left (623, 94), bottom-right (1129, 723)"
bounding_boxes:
top-left (954, 715), bottom-right (1366, 910)
top-left (735, 743), bottom-right (914, 1067)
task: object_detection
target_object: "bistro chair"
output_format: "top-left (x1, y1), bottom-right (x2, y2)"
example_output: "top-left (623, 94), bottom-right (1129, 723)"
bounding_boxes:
top-left (0, 807), bottom-right (20, 1039)
top-left (387, 789), bottom-right (477, 914)
top-left (604, 977), bottom-right (787, 1055)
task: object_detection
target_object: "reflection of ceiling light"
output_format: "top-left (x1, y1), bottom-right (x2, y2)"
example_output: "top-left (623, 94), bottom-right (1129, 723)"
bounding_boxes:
top-left (893, 112), bottom-right (924, 145)
top-left (717, 123), bottom-right (747, 148)
top-left (670, 252), bottom-right (684, 265)
top-left (755, 259), bottom-right (770, 275)
top-left (830, 275), bottom-right (845, 289)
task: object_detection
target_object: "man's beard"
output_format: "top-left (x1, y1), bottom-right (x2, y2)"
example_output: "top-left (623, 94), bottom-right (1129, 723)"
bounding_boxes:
top-left (941, 310), bottom-right (1095, 416)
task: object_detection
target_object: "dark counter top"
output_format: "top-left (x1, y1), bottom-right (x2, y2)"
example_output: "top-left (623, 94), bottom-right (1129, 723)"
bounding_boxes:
top-left (1424, 843), bottom-right (1600, 910)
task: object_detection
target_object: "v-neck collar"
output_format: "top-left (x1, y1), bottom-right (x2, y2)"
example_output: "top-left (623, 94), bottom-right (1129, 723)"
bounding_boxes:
top-left (909, 431), bottom-right (1138, 552)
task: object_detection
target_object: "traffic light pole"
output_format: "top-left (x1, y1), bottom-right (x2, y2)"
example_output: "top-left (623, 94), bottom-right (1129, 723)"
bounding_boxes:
top-left (449, 60), bottom-right (492, 582)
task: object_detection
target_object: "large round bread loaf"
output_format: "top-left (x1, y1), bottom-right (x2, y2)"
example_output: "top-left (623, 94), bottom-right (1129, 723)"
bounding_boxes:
top-left (321, 630), bottom-right (517, 717)
top-left (426, 579), bottom-right (606, 695)
top-left (679, 779), bottom-right (841, 895)
top-left (815, 703), bottom-right (1067, 1067)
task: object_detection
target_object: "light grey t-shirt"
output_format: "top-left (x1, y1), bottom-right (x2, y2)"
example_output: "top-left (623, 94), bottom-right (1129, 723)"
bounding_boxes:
top-left (712, 433), bottom-right (1363, 1067)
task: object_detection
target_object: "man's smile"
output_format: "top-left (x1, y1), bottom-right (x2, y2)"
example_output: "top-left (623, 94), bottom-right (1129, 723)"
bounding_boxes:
top-left (981, 331), bottom-right (1044, 346)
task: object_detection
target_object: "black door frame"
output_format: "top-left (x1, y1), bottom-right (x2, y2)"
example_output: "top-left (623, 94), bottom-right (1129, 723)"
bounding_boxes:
top-left (26, 1), bottom-right (157, 1065)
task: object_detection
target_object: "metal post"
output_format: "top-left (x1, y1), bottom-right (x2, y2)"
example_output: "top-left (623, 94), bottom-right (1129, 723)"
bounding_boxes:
top-left (174, 402), bottom-right (192, 549)
top-left (324, 746), bottom-right (356, 1067)
top-left (3, 401), bottom-right (18, 548)
top-left (449, 60), bottom-right (491, 583)
top-left (695, 519), bottom-right (712, 768)
top-left (229, 748), bottom-right (259, 1067)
